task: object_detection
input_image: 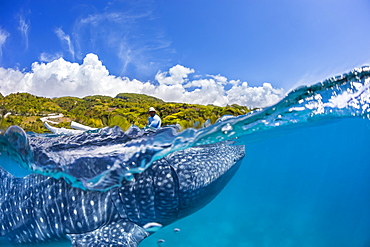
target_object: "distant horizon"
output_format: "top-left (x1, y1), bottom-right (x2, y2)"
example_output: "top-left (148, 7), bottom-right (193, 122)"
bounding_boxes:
top-left (0, 86), bottom-right (257, 108)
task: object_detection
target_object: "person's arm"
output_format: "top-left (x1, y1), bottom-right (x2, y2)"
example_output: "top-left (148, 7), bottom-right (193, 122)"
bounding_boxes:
top-left (148, 115), bottom-right (161, 129)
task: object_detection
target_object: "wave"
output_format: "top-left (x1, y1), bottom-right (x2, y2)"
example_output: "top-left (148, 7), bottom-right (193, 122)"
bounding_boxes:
top-left (0, 66), bottom-right (369, 191)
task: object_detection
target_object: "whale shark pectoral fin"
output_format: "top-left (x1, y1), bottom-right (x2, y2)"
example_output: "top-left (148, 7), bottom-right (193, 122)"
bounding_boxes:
top-left (67, 220), bottom-right (150, 247)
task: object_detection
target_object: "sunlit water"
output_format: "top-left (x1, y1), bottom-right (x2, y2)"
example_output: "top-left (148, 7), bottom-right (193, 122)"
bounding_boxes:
top-left (1, 67), bottom-right (370, 246)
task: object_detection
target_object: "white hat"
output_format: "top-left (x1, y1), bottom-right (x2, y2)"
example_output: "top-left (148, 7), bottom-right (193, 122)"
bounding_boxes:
top-left (148, 107), bottom-right (156, 112)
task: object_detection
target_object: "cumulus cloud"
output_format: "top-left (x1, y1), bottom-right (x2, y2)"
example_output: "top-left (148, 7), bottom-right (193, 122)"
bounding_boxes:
top-left (55, 28), bottom-right (75, 60)
top-left (155, 65), bottom-right (195, 85)
top-left (0, 54), bottom-right (155, 98)
top-left (0, 53), bottom-right (285, 108)
top-left (0, 27), bottom-right (10, 59)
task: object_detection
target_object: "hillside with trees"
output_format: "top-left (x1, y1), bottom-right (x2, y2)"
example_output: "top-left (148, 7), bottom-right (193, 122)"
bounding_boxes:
top-left (0, 92), bottom-right (253, 133)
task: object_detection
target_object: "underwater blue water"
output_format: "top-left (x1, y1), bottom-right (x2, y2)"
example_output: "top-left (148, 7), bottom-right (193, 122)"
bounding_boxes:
top-left (140, 118), bottom-right (370, 247)
top-left (1, 67), bottom-right (370, 246)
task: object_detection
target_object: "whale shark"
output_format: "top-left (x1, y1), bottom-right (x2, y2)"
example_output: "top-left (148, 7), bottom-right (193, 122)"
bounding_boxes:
top-left (0, 126), bottom-right (245, 246)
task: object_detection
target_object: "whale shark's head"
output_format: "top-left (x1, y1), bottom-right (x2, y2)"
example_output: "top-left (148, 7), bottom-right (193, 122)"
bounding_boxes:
top-left (162, 142), bottom-right (245, 219)
top-left (115, 141), bottom-right (245, 228)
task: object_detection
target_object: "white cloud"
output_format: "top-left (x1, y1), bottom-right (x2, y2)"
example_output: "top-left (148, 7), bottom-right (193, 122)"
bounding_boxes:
top-left (39, 52), bottom-right (63, 63)
top-left (0, 27), bottom-right (10, 59)
top-left (226, 82), bottom-right (285, 108)
top-left (208, 74), bottom-right (228, 84)
top-left (72, 7), bottom-right (173, 77)
top-left (0, 53), bottom-right (284, 108)
top-left (155, 64), bottom-right (195, 85)
top-left (0, 53), bottom-right (155, 98)
top-left (55, 28), bottom-right (75, 60)
top-left (18, 16), bottom-right (30, 50)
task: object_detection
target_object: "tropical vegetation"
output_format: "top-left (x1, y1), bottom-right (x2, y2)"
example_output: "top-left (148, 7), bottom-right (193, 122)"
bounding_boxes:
top-left (0, 92), bottom-right (253, 133)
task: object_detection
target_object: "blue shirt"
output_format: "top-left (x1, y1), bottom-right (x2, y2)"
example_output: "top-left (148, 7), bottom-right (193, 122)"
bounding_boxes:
top-left (148, 114), bottom-right (161, 129)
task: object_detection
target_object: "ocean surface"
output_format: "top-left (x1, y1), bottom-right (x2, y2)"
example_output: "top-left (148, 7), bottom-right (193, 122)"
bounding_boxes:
top-left (1, 67), bottom-right (370, 246)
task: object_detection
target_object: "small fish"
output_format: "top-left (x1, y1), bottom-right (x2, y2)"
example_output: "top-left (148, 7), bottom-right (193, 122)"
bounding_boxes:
top-left (143, 222), bottom-right (163, 232)
top-left (174, 228), bottom-right (181, 233)
top-left (157, 239), bottom-right (166, 245)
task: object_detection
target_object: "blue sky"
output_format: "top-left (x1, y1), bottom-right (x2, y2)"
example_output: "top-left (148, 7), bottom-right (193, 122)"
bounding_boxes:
top-left (0, 0), bottom-right (369, 107)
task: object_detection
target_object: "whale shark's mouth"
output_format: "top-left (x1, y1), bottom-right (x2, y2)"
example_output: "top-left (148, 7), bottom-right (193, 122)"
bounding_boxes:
top-left (162, 143), bottom-right (245, 217)
top-left (167, 143), bottom-right (245, 185)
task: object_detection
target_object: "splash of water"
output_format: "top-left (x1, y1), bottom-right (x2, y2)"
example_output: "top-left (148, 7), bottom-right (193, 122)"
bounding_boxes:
top-left (0, 66), bottom-right (369, 191)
